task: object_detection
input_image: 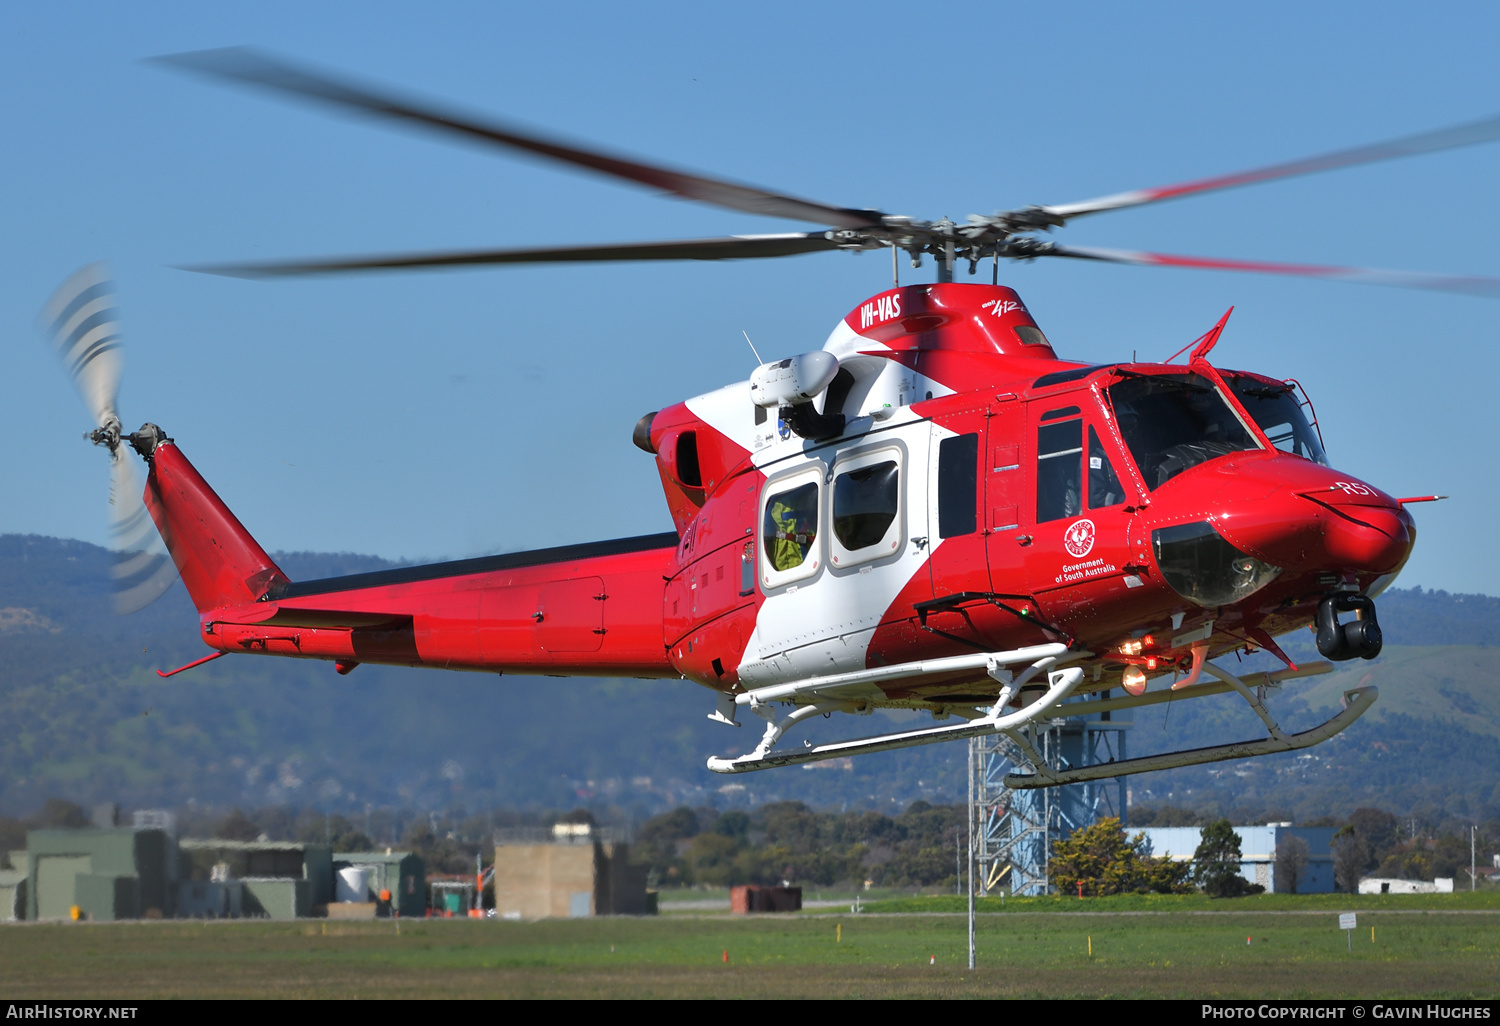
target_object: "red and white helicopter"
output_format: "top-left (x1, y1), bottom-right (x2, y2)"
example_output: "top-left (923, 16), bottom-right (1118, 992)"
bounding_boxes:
top-left (48, 50), bottom-right (1498, 787)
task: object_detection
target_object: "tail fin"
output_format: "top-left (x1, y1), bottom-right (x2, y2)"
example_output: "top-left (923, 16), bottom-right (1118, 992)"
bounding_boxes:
top-left (140, 437), bottom-right (289, 612)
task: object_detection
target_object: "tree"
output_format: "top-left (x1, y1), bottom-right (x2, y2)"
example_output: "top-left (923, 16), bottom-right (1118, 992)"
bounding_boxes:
top-left (0, 818), bottom-right (25, 859)
top-left (1050, 817), bottom-right (1194, 896)
top-left (296, 813), bottom-right (371, 852)
top-left (1430, 831), bottom-right (1469, 878)
top-left (216, 808), bottom-right (261, 842)
top-left (1349, 808), bottom-right (1399, 864)
top-left (638, 807), bottom-right (700, 847)
top-left (1330, 826), bottom-right (1368, 893)
top-left (686, 832), bottom-right (741, 886)
top-left (1274, 835), bottom-right (1310, 894)
top-left (711, 810), bottom-right (750, 841)
top-left (1377, 848), bottom-right (1433, 880)
top-left (1193, 819), bottom-right (1263, 897)
top-left (1131, 806), bottom-right (1205, 827)
top-left (39, 798), bottom-right (88, 829)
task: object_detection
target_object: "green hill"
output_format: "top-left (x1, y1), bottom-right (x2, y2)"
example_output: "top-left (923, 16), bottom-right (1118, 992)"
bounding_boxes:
top-left (1298, 646), bottom-right (1500, 739)
top-left (0, 534), bottom-right (970, 817)
top-left (2, 533), bottom-right (1498, 822)
top-left (1125, 627), bottom-right (1500, 822)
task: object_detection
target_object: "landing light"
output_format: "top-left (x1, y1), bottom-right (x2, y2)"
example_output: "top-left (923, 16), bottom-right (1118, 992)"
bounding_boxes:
top-left (1153, 521), bottom-right (1282, 607)
top-left (1122, 667), bottom-right (1148, 696)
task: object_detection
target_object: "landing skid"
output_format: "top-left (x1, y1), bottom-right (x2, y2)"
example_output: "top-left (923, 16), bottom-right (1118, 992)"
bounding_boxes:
top-left (708, 643), bottom-right (1077, 774)
top-left (1005, 684), bottom-right (1377, 789)
top-left (705, 651), bottom-right (1372, 784)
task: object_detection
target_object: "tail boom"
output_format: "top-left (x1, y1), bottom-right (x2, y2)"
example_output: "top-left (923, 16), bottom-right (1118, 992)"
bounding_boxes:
top-left (200, 543), bottom-right (678, 676)
top-left (143, 439), bottom-right (677, 676)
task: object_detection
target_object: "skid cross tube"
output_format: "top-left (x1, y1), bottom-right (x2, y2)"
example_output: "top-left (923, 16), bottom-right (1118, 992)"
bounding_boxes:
top-left (733, 643), bottom-right (1070, 706)
top-left (707, 666), bottom-right (1084, 773)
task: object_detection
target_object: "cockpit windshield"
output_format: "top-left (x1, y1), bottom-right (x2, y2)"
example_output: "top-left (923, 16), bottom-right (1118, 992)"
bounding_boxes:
top-left (1224, 374), bottom-right (1328, 465)
top-left (1106, 372), bottom-right (1260, 489)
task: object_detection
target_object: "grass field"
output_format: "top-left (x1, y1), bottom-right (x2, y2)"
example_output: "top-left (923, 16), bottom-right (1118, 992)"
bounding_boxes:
top-left (3, 896), bottom-right (1498, 999)
top-left (857, 889), bottom-right (1500, 914)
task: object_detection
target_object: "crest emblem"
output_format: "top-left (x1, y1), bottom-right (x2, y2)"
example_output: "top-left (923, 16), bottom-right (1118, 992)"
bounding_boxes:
top-left (1064, 518), bottom-right (1096, 558)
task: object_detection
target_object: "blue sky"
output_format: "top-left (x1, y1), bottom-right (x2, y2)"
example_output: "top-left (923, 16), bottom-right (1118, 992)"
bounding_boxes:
top-left (4, 1), bottom-right (1499, 594)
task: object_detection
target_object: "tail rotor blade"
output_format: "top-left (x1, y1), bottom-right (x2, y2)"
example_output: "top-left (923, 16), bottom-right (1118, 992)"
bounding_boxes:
top-left (41, 263), bottom-right (125, 443)
top-left (108, 449), bottom-right (178, 614)
top-left (42, 264), bottom-right (179, 614)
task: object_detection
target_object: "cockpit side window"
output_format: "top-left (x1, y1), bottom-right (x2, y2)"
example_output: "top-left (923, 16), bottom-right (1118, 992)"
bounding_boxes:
top-left (1036, 418), bottom-right (1083, 523)
top-left (1088, 426), bottom-right (1126, 509)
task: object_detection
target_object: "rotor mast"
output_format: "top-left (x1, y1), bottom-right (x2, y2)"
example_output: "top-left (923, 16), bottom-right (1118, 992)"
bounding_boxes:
top-left (830, 211), bottom-right (1064, 286)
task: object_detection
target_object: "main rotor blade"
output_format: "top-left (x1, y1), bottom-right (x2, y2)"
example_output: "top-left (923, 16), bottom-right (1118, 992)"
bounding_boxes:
top-left (1046, 244), bottom-right (1500, 298)
top-left (1043, 111), bottom-right (1500, 220)
top-left (186, 232), bottom-right (842, 278)
top-left (154, 48), bottom-right (883, 229)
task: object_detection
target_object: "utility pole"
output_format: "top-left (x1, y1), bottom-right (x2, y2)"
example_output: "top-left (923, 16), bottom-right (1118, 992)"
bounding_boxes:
top-left (1472, 826), bottom-right (1477, 892)
top-left (967, 738), bottom-right (976, 970)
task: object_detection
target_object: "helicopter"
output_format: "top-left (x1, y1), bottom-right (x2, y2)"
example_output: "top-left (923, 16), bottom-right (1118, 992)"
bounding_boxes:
top-left (46, 49), bottom-right (1500, 786)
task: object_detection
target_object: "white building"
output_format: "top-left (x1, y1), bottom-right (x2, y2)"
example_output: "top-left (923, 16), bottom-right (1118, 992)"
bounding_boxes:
top-left (1357, 877), bottom-right (1454, 894)
top-left (1137, 824), bottom-right (1338, 893)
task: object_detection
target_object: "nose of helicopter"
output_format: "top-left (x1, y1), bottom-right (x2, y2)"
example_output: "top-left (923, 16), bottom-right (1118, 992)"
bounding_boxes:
top-left (1315, 499), bottom-right (1412, 573)
top-left (1179, 453), bottom-right (1415, 578)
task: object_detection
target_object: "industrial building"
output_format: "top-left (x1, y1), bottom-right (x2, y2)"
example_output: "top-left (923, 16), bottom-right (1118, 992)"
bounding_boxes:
top-left (178, 839), bottom-right (333, 919)
top-left (1, 817), bottom-right (425, 921)
top-left (730, 885), bottom-right (802, 913)
top-left (492, 824), bottom-right (652, 918)
top-left (1358, 877), bottom-right (1455, 894)
top-left (1137, 824), bottom-right (1338, 893)
top-left (24, 827), bottom-right (175, 921)
top-left (1, 855), bottom-right (28, 920)
top-left (333, 850), bottom-right (426, 918)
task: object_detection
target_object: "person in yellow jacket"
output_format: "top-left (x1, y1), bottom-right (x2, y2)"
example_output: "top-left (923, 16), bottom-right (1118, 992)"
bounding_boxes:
top-left (767, 491), bottom-right (816, 571)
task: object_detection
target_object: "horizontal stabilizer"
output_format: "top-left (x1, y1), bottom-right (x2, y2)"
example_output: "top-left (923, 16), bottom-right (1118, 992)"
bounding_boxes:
top-left (208, 601), bottom-right (411, 630)
top-left (255, 607), bottom-right (412, 630)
